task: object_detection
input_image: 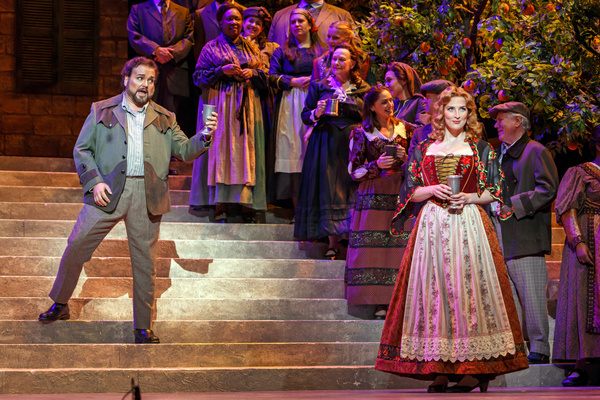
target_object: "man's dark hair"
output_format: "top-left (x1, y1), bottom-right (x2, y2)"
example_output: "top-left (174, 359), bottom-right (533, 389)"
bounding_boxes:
top-left (121, 57), bottom-right (158, 88)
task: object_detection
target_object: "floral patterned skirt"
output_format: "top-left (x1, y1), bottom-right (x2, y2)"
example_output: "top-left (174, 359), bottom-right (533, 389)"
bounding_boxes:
top-left (375, 202), bottom-right (528, 379)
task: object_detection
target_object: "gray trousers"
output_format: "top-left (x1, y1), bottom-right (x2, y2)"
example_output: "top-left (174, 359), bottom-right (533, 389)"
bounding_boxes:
top-left (493, 213), bottom-right (550, 356)
top-left (505, 256), bottom-right (550, 356)
top-left (49, 177), bottom-right (162, 329)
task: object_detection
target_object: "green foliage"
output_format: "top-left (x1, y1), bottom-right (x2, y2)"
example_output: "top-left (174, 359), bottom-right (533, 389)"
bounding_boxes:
top-left (360, 0), bottom-right (600, 150)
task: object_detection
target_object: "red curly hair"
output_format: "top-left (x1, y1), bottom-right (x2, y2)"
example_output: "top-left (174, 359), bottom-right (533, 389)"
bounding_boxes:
top-left (430, 86), bottom-right (482, 142)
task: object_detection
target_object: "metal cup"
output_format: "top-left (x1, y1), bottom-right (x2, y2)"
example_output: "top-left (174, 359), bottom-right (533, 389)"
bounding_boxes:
top-left (201, 104), bottom-right (216, 137)
top-left (385, 144), bottom-right (397, 158)
top-left (324, 99), bottom-right (339, 116)
top-left (447, 175), bottom-right (461, 209)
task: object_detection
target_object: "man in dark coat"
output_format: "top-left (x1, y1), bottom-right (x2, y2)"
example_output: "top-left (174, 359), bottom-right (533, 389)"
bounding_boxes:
top-left (128, 0), bottom-right (195, 133)
top-left (490, 102), bottom-right (559, 364)
top-left (38, 57), bottom-right (216, 344)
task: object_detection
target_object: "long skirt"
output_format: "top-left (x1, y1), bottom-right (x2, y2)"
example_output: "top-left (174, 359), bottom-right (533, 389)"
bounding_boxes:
top-left (553, 212), bottom-right (600, 360)
top-left (375, 202), bottom-right (529, 379)
top-left (294, 123), bottom-right (358, 239)
top-left (345, 169), bottom-right (408, 305)
top-left (188, 86), bottom-right (267, 210)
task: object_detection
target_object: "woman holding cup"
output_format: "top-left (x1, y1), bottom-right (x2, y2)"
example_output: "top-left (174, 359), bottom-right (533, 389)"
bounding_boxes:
top-left (375, 86), bottom-right (528, 392)
top-left (346, 85), bottom-right (410, 318)
top-left (268, 8), bottom-right (325, 207)
top-left (295, 43), bottom-right (370, 259)
top-left (189, 3), bottom-right (268, 223)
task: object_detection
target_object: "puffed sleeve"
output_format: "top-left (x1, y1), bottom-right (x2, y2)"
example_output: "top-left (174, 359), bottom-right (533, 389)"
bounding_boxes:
top-left (555, 165), bottom-right (587, 224)
top-left (348, 128), bottom-right (381, 182)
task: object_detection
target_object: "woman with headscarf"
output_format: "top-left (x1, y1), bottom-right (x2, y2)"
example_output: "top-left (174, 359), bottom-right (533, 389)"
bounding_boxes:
top-left (384, 62), bottom-right (427, 129)
top-left (189, 3), bottom-right (268, 223)
top-left (295, 43), bottom-right (370, 259)
top-left (375, 86), bottom-right (528, 392)
top-left (267, 8), bottom-right (325, 208)
top-left (242, 6), bottom-right (279, 70)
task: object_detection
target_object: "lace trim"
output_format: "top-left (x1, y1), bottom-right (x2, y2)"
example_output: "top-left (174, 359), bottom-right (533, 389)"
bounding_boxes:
top-left (378, 342), bottom-right (526, 363)
top-left (399, 331), bottom-right (518, 363)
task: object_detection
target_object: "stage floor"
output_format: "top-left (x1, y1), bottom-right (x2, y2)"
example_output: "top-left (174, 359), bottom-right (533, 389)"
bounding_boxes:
top-left (1, 388), bottom-right (600, 400)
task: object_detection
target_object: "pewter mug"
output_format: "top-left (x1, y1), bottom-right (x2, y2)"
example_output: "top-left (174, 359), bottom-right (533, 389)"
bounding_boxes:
top-left (447, 175), bottom-right (461, 209)
top-left (324, 99), bottom-right (339, 116)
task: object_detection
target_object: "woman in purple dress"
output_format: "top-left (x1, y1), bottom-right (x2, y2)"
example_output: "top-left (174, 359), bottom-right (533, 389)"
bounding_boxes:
top-left (346, 85), bottom-right (410, 318)
top-left (553, 125), bottom-right (600, 386)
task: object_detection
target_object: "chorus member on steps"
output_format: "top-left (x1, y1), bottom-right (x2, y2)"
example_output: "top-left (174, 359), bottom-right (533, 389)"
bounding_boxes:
top-left (38, 57), bottom-right (217, 344)
top-left (268, 8), bottom-right (325, 209)
top-left (375, 86), bottom-right (528, 393)
top-left (189, 3), bottom-right (268, 223)
top-left (346, 85), bottom-right (410, 319)
top-left (295, 43), bottom-right (369, 259)
top-left (552, 125), bottom-right (600, 387)
top-left (311, 21), bottom-right (375, 85)
top-left (490, 101), bottom-right (559, 365)
top-left (384, 62), bottom-right (427, 130)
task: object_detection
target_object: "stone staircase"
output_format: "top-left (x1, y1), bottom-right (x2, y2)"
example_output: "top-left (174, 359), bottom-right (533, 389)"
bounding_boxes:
top-left (0, 156), bottom-right (566, 394)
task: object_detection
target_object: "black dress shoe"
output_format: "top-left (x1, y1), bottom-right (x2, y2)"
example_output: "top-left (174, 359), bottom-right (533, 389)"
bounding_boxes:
top-left (562, 369), bottom-right (588, 387)
top-left (527, 352), bottom-right (550, 364)
top-left (445, 379), bottom-right (489, 393)
top-left (427, 383), bottom-right (447, 393)
top-left (38, 302), bottom-right (70, 324)
top-left (134, 329), bottom-right (160, 344)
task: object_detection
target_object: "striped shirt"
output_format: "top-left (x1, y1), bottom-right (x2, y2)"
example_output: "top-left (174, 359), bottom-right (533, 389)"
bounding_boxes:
top-left (121, 94), bottom-right (147, 177)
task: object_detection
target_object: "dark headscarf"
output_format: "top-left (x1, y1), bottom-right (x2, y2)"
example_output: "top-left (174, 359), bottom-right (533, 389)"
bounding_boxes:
top-left (386, 62), bottom-right (422, 98)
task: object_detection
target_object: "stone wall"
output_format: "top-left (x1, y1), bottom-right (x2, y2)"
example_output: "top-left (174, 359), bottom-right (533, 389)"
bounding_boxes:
top-left (0, 0), bottom-right (129, 157)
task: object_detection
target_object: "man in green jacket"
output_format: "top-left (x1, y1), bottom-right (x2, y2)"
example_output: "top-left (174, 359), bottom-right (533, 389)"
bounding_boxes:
top-left (38, 57), bottom-right (217, 344)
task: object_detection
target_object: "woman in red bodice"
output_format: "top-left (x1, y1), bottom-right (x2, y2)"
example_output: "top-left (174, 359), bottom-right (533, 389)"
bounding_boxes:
top-left (375, 86), bottom-right (529, 392)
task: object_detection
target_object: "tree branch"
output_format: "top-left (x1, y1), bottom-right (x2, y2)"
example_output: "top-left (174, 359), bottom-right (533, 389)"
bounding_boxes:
top-left (466, 0), bottom-right (489, 71)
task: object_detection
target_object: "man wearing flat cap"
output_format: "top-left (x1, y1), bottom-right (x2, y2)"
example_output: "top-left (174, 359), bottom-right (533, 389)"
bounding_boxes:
top-left (407, 79), bottom-right (455, 159)
top-left (490, 101), bottom-right (559, 365)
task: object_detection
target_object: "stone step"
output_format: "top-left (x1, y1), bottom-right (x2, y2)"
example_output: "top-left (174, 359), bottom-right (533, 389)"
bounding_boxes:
top-left (0, 185), bottom-right (193, 205)
top-left (0, 156), bottom-right (195, 175)
top-left (0, 342), bottom-right (381, 369)
top-left (0, 256), bottom-right (344, 279)
top-left (0, 320), bottom-right (385, 344)
top-left (0, 156), bottom-right (76, 173)
top-left (0, 237), bottom-right (328, 260)
top-left (546, 244), bottom-right (564, 261)
top-left (0, 170), bottom-right (191, 190)
top-left (0, 202), bottom-right (293, 224)
top-left (0, 365), bottom-right (567, 394)
top-left (1, 276), bottom-right (344, 299)
top-left (2, 298), bottom-right (358, 321)
top-left (0, 220), bottom-right (298, 242)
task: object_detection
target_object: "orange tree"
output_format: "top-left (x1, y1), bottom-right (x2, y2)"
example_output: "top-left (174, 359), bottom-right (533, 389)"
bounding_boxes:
top-left (360, 0), bottom-right (600, 149)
